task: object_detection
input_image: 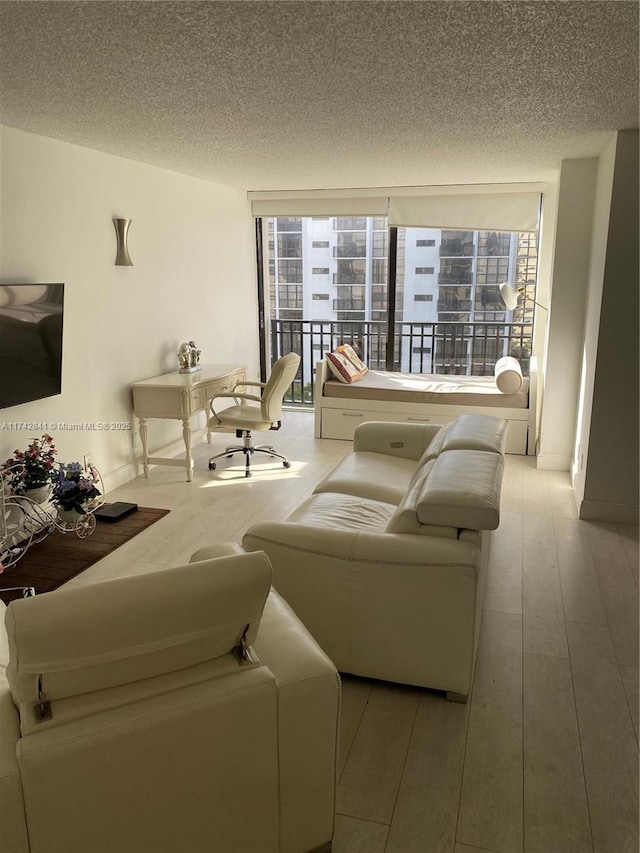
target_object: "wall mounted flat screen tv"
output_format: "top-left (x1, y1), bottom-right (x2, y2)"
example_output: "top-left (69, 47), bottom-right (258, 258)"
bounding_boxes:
top-left (0, 283), bottom-right (64, 409)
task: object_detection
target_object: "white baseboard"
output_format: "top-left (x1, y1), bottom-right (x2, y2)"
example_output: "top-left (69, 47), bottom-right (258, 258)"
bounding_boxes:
top-left (536, 454), bottom-right (571, 471)
top-left (100, 459), bottom-right (141, 495)
top-left (99, 428), bottom-right (210, 496)
top-left (579, 499), bottom-right (639, 525)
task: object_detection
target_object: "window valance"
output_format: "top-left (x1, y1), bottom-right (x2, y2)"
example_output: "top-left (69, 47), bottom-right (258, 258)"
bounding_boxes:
top-left (387, 191), bottom-right (541, 232)
top-left (248, 184), bottom-right (544, 232)
top-left (248, 191), bottom-right (388, 218)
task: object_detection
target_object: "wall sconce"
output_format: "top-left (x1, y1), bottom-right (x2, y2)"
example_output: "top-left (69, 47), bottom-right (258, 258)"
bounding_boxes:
top-left (113, 218), bottom-right (133, 266)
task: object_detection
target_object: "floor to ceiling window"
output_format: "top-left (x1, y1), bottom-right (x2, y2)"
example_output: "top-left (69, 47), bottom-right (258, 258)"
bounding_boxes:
top-left (260, 215), bottom-right (539, 405)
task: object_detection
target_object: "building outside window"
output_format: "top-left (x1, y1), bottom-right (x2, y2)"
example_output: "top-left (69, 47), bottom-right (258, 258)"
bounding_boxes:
top-left (278, 259), bottom-right (302, 283)
top-left (265, 216), bottom-right (538, 392)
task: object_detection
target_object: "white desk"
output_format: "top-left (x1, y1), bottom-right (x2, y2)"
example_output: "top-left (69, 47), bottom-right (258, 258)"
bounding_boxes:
top-left (131, 363), bottom-right (246, 482)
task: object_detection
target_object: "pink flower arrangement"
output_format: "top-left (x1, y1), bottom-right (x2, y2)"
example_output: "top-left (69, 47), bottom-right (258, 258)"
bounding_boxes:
top-left (2, 434), bottom-right (57, 494)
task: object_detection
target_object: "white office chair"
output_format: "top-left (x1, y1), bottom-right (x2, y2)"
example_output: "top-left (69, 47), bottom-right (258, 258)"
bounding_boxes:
top-left (208, 352), bottom-right (301, 478)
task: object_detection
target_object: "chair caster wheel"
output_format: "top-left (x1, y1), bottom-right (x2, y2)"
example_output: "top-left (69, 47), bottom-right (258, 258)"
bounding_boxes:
top-left (208, 462), bottom-right (216, 471)
top-left (283, 461), bottom-right (291, 469)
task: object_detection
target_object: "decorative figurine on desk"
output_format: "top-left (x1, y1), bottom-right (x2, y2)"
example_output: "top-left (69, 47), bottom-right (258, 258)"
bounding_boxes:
top-left (177, 341), bottom-right (202, 373)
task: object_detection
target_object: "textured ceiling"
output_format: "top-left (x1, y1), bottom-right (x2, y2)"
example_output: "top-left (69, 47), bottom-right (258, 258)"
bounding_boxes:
top-left (0, 1), bottom-right (637, 191)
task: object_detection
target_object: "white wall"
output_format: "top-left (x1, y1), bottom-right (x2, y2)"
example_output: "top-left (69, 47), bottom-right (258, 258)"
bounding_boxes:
top-left (578, 130), bottom-right (639, 522)
top-left (537, 133), bottom-right (638, 521)
top-left (0, 127), bottom-right (258, 489)
top-left (571, 137), bottom-right (617, 503)
top-left (537, 158), bottom-right (597, 470)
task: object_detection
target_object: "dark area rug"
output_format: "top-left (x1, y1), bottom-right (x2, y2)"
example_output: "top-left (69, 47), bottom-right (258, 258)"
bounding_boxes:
top-left (0, 507), bottom-right (170, 598)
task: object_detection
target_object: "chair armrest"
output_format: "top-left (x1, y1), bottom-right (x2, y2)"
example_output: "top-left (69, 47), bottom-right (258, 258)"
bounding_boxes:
top-left (238, 380), bottom-right (267, 389)
top-left (211, 392), bottom-right (262, 404)
top-left (353, 421), bottom-right (442, 460)
top-left (210, 392), bottom-right (262, 420)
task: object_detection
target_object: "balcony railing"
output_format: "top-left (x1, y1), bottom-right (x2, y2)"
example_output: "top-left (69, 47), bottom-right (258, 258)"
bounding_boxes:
top-left (437, 299), bottom-right (473, 312)
top-left (270, 319), bottom-right (533, 405)
top-left (438, 272), bottom-right (473, 285)
top-left (332, 272), bottom-right (366, 285)
top-left (333, 246), bottom-right (367, 258)
top-left (439, 239), bottom-right (474, 257)
top-left (333, 299), bottom-right (366, 311)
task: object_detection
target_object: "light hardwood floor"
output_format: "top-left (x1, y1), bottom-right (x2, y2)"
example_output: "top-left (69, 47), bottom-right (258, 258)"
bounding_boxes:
top-left (69, 411), bottom-right (639, 853)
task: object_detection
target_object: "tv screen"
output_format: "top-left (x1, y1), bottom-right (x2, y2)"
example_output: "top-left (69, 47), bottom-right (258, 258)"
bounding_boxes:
top-left (0, 283), bottom-right (64, 409)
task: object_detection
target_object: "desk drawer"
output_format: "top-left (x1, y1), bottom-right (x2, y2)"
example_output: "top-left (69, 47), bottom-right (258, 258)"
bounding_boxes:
top-left (191, 389), bottom-right (204, 411)
top-left (204, 372), bottom-right (246, 402)
top-left (133, 368), bottom-right (247, 418)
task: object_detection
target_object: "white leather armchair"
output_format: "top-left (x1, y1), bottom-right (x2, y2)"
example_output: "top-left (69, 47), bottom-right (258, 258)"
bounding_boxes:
top-left (0, 544), bottom-right (340, 853)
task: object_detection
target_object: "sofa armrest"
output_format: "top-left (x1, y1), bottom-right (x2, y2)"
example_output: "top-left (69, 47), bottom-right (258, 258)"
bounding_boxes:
top-left (243, 522), bottom-right (477, 581)
top-left (353, 421), bottom-right (442, 460)
top-left (256, 591), bottom-right (340, 853)
top-left (0, 686), bottom-right (30, 853)
top-left (243, 520), bottom-right (359, 559)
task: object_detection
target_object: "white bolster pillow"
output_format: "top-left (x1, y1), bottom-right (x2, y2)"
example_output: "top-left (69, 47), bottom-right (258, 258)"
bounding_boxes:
top-left (494, 356), bottom-right (523, 393)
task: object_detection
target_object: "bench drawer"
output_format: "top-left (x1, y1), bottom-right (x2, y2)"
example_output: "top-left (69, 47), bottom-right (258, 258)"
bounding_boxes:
top-left (321, 407), bottom-right (453, 440)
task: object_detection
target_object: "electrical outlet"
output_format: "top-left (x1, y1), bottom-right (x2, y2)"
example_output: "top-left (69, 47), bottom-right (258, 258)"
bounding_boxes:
top-left (84, 453), bottom-right (96, 470)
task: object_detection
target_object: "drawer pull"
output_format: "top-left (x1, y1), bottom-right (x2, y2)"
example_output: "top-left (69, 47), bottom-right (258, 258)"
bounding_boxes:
top-left (407, 417), bottom-right (431, 422)
top-left (342, 412), bottom-right (364, 418)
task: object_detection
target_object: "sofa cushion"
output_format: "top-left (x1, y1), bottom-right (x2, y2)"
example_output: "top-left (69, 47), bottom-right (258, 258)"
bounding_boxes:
top-left (314, 451), bottom-right (418, 505)
top-left (353, 421), bottom-right (442, 461)
top-left (288, 492), bottom-right (396, 533)
top-left (441, 414), bottom-right (507, 455)
top-left (416, 449), bottom-right (504, 530)
top-left (386, 463), bottom-right (459, 538)
top-left (415, 422), bottom-right (451, 468)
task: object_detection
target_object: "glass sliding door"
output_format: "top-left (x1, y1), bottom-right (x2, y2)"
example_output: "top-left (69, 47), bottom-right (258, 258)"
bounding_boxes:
top-left (258, 215), bottom-right (539, 404)
top-left (262, 215), bottom-right (390, 402)
top-left (394, 226), bottom-right (537, 376)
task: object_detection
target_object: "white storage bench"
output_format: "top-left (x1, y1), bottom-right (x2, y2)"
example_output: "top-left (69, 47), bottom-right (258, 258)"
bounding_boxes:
top-left (314, 358), bottom-right (538, 455)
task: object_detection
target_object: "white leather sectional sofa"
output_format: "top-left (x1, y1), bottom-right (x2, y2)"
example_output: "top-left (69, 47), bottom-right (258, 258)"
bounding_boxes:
top-left (243, 414), bottom-right (507, 702)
